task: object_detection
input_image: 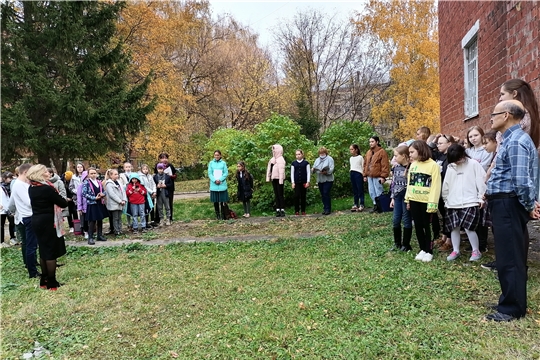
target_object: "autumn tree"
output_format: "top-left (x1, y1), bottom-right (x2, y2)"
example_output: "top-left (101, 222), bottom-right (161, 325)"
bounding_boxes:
top-left (0, 1), bottom-right (153, 172)
top-left (274, 9), bottom-right (389, 138)
top-left (117, 2), bottom-right (286, 166)
top-left (354, 0), bottom-right (440, 141)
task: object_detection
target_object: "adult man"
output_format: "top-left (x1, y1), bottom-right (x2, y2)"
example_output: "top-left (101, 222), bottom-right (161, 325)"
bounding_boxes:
top-left (363, 136), bottom-right (390, 213)
top-left (8, 163), bottom-right (40, 278)
top-left (486, 100), bottom-right (540, 322)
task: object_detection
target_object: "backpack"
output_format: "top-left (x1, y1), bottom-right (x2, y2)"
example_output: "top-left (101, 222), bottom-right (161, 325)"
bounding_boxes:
top-left (222, 203), bottom-right (237, 220)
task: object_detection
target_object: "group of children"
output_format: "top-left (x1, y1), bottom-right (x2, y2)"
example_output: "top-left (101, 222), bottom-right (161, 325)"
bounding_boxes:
top-left (390, 126), bottom-right (500, 262)
top-left (64, 161), bottom-right (175, 244)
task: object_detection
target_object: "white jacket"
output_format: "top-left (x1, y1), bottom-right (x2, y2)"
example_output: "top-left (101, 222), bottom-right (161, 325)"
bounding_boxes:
top-left (442, 158), bottom-right (486, 209)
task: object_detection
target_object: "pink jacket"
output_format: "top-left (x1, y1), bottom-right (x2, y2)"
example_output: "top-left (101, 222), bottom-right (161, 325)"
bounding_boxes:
top-left (266, 144), bottom-right (286, 184)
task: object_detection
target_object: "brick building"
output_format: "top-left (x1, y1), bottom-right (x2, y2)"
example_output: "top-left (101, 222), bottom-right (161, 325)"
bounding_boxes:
top-left (438, 1), bottom-right (539, 137)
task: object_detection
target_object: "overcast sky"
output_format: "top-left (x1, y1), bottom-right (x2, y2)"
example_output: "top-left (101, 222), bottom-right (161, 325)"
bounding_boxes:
top-left (208, 1), bottom-right (367, 47)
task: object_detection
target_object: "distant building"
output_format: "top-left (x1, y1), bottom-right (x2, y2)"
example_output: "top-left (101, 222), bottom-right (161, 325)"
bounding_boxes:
top-left (438, 1), bottom-right (539, 137)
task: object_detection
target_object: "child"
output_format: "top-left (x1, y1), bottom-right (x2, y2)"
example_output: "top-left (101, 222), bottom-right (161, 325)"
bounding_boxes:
top-left (126, 173), bottom-right (147, 233)
top-left (466, 126), bottom-right (494, 171)
top-left (266, 144), bottom-right (286, 217)
top-left (416, 126), bottom-right (431, 141)
top-left (76, 171), bottom-right (89, 239)
top-left (153, 163), bottom-right (173, 225)
top-left (389, 145), bottom-right (412, 251)
top-left (442, 144), bottom-right (486, 261)
top-left (405, 141), bottom-right (441, 262)
top-left (349, 144), bottom-right (364, 212)
top-left (138, 164), bottom-right (156, 229)
top-left (82, 168), bottom-right (108, 245)
top-left (483, 130), bottom-right (498, 181)
top-left (465, 126), bottom-right (494, 253)
top-left (104, 169), bottom-right (126, 235)
top-left (119, 162), bottom-right (133, 228)
top-left (291, 149), bottom-right (310, 216)
top-left (1, 172), bottom-right (16, 246)
top-left (236, 162), bottom-right (254, 218)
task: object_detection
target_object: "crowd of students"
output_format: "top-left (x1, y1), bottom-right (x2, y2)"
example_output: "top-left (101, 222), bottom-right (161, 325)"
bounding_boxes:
top-left (2, 80), bottom-right (539, 321)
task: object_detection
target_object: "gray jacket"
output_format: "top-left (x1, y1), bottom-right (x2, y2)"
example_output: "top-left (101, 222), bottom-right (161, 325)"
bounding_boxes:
top-left (312, 155), bottom-right (335, 183)
top-left (105, 179), bottom-right (126, 211)
top-left (50, 174), bottom-right (69, 217)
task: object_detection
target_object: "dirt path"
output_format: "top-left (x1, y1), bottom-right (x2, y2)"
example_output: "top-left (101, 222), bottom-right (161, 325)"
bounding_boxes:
top-left (173, 191), bottom-right (209, 200)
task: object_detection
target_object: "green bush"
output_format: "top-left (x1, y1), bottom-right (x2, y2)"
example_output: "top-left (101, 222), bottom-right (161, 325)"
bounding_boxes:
top-left (203, 116), bottom-right (376, 212)
top-left (317, 121), bottom-right (374, 197)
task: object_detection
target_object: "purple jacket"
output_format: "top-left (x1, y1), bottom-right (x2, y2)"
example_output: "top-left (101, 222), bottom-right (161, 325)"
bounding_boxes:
top-left (77, 171), bottom-right (88, 213)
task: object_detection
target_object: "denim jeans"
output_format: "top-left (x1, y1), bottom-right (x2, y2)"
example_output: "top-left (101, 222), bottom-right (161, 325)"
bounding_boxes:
top-left (392, 192), bottom-right (412, 228)
top-left (318, 181), bottom-right (333, 212)
top-left (350, 171), bottom-right (365, 207)
top-left (22, 217), bottom-right (39, 277)
top-left (130, 203), bottom-right (146, 229)
top-left (367, 176), bottom-right (384, 203)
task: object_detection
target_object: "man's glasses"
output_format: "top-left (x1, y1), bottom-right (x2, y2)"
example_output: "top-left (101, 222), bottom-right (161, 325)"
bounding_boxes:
top-left (490, 111), bottom-right (507, 118)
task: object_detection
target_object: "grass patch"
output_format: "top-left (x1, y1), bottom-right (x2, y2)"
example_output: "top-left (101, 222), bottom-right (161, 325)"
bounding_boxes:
top-left (175, 179), bottom-right (208, 193)
top-left (173, 196), bottom-right (372, 221)
top-left (2, 213), bottom-right (539, 359)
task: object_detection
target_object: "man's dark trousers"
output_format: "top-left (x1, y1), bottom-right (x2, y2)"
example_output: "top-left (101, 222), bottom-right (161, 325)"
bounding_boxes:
top-left (489, 197), bottom-right (530, 318)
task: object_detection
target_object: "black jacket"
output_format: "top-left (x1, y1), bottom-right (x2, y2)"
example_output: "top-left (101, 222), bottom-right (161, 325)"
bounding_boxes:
top-left (236, 171), bottom-right (253, 201)
top-left (153, 173), bottom-right (174, 198)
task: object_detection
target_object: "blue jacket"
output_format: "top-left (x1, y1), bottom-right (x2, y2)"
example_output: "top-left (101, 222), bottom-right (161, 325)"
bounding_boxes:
top-left (208, 159), bottom-right (228, 192)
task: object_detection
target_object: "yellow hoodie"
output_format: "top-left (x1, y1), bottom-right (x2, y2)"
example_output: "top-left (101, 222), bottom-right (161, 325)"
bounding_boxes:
top-left (404, 159), bottom-right (441, 212)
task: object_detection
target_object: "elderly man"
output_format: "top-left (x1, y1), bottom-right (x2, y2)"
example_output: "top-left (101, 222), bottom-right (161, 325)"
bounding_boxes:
top-left (485, 100), bottom-right (540, 322)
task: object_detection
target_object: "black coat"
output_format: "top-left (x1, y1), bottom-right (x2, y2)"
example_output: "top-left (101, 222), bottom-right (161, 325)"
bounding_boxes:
top-left (28, 183), bottom-right (68, 260)
top-left (236, 171), bottom-right (253, 201)
top-left (153, 173), bottom-right (174, 198)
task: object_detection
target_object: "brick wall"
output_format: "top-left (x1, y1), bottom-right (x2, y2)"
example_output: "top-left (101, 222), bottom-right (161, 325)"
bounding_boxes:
top-left (439, 0), bottom-right (540, 138)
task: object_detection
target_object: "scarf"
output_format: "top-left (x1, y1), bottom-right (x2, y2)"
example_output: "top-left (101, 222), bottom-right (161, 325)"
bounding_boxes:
top-left (30, 180), bottom-right (65, 238)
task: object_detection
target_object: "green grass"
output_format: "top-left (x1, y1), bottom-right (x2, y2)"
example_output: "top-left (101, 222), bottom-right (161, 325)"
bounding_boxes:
top-left (175, 179), bottom-right (209, 193)
top-left (1, 213), bottom-right (539, 359)
top-left (173, 196), bottom-right (372, 221)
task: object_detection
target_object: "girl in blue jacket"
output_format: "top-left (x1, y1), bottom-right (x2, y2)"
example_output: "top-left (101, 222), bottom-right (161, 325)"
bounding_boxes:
top-left (208, 150), bottom-right (229, 220)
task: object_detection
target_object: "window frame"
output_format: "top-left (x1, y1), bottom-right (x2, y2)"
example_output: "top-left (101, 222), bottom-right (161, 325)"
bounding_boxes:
top-left (462, 20), bottom-right (480, 120)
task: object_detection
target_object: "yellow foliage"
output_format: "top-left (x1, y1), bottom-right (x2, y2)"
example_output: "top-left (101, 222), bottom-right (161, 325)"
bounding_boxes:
top-left (355, 0), bottom-right (440, 141)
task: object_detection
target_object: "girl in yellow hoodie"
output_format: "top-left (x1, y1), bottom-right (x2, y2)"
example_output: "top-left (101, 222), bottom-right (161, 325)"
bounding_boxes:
top-left (405, 141), bottom-right (441, 262)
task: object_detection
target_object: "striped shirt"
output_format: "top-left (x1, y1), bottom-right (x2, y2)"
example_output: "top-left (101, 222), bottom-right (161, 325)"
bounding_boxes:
top-left (487, 124), bottom-right (538, 212)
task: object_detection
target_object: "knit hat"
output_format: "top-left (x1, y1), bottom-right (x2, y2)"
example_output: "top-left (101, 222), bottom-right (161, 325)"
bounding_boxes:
top-left (157, 163), bottom-right (165, 170)
top-left (64, 171), bottom-right (73, 181)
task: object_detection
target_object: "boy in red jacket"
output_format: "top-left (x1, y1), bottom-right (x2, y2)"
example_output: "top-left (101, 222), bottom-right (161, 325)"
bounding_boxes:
top-left (126, 173), bottom-right (147, 233)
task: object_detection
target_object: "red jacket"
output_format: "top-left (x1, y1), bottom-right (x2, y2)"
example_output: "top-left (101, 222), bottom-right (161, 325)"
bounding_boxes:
top-left (126, 182), bottom-right (147, 205)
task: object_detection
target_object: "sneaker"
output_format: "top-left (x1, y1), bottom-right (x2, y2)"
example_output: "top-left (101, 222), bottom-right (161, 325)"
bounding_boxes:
top-left (447, 251), bottom-right (460, 261)
top-left (422, 253), bottom-right (433, 262)
top-left (295, 212), bottom-right (300, 216)
top-left (0, 243), bottom-right (9, 248)
top-left (245, 214), bottom-right (250, 218)
top-left (351, 205), bottom-right (358, 212)
top-left (481, 261), bottom-right (497, 270)
top-left (415, 250), bottom-right (426, 260)
top-left (84, 232), bottom-right (89, 239)
top-left (69, 228), bottom-right (74, 233)
top-left (358, 205), bottom-right (365, 212)
top-left (301, 212), bottom-right (306, 215)
top-left (469, 250), bottom-right (482, 261)
top-left (9, 238), bottom-right (18, 246)
top-left (165, 219), bottom-right (171, 226)
top-left (133, 228), bottom-right (138, 234)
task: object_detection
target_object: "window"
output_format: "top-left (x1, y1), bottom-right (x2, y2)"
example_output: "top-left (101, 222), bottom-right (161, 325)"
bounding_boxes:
top-left (462, 20), bottom-right (479, 118)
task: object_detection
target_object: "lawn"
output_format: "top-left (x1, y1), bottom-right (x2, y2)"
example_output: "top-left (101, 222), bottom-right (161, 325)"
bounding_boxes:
top-left (1, 210), bottom-right (539, 359)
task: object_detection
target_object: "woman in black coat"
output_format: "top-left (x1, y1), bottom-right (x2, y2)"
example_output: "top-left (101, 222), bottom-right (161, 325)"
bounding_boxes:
top-left (27, 165), bottom-right (68, 290)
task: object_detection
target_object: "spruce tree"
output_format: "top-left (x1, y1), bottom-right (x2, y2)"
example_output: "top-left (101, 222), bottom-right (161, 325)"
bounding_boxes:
top-left (1, 1), bottom-right (154, 171)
